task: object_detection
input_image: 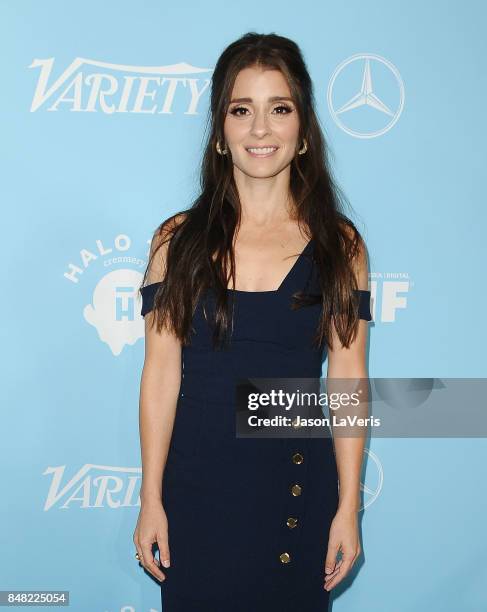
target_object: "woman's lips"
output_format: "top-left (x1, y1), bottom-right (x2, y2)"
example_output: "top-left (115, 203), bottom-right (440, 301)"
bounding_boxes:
top-left (245, 146), bottom-right (279, 158)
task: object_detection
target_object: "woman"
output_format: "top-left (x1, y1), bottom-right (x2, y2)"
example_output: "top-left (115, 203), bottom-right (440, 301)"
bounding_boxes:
top-left (133, 32), bottom-right (372, 611)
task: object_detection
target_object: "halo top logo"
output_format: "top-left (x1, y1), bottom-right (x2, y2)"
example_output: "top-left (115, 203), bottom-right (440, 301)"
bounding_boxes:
top-left (64, 234), bottom-right (148, 356)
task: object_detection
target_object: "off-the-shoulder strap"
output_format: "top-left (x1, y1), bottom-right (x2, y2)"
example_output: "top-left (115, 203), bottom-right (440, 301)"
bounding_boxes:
top-left (140, 281), bottom-right (163, 317)
top-left (354, 289), bottom-right (372, 321)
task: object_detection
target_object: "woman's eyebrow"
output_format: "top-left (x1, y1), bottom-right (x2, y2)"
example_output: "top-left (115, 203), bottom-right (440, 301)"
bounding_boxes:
top-left (229, 96), bottom-right (294, 103)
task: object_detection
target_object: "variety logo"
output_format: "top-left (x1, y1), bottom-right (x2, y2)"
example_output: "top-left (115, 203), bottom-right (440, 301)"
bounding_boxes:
top-left (327, 53), bottom-right (404, 138)
top-left (29, 58), bottom-right (212, 113)
top-left (43, 464), bottom-right (142, 511)
top-left (64, 234), bottom-right (149, 356)
top-left (369, 273), bottom-right (411, 322)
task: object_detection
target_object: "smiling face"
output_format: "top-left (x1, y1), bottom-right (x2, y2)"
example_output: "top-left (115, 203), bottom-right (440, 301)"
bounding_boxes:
top-left (222, 65), bottom-right (301, 179)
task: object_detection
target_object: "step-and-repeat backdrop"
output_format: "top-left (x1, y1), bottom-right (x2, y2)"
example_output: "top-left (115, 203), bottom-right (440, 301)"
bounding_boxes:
top-left (2, 1), bottom-right (486, 610)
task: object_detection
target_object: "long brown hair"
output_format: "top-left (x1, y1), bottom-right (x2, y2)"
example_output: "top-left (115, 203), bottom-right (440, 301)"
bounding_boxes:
top-left (140, 32), bottom-right (368, 350)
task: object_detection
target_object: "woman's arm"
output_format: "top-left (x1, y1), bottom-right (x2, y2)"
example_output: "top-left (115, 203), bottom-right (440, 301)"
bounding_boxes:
top-left (139, 217), bottom-right (185, 505)
top-left (133, 215), bottom-right (185, 582)
top-left (324, 237), bottom-right (370, 590)
top-left (327, 237), bottom-right (370, 513)
top-left (139, 310), bottom-right (182, 506)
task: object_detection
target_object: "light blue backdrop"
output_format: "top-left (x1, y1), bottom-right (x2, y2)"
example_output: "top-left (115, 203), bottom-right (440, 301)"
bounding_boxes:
top-left (1, 1), bottom-right (486, 610)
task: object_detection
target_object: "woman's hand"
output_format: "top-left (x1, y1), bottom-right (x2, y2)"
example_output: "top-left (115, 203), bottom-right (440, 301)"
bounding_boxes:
top-left (133, 499), bottom-right (170, 582)
top-left (323, 508), bottom-right (361, 591)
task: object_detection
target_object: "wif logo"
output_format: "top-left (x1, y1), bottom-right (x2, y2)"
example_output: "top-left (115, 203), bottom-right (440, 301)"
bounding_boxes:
top-left (43, 464), bottom-right (142, 511)
top-left (370, 272), bottom-right (412, 322)
top-left (29, 57), bottom-right (212, 113)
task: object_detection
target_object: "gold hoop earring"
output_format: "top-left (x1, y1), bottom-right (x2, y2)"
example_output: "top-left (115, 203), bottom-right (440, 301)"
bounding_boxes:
top-left (216, 140), bottom-right (228, 155)
top-left (298, 139), bottom-right (308, 155)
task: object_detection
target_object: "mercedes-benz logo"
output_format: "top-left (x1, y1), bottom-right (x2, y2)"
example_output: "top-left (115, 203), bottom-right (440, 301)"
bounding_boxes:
top-left (327, 53), bottom-right (404, 138)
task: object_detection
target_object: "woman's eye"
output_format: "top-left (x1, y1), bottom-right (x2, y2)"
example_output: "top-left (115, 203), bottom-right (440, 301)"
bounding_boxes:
top-left (228, 104), bottom-right (294, 116)
top-left (229, 106), bottom-right (248, 116)
top-left (273, 104), bottom-right (293, 114)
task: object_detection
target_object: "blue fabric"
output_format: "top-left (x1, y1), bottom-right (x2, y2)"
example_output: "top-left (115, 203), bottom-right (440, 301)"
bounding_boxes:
top-left (356, 288), bottom-right (373, 321)
top-left (140, 239), bottom-right (372, 611)
top-left (140, 281), bottom-right (161, 317)
top-left (140, 243), bottom-right (372, 323)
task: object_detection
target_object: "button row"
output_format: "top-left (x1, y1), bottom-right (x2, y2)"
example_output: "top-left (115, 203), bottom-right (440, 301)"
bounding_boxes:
top-left (280, 450), bottom-right (305, 563)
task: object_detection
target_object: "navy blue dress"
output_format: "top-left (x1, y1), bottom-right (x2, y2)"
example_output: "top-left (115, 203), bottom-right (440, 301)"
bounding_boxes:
top-left (141, 238), bottom-right (372, 611)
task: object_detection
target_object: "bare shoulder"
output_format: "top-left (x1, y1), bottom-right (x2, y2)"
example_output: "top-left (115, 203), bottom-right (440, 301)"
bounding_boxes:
top-left (154, 211), bottom-right (188, 246)
top-left (339, 220), bottom-right (369, 290)
top-left (142, 212), bottom-right (188, 355)
top-left (145, 212), bottom-right (188, 284)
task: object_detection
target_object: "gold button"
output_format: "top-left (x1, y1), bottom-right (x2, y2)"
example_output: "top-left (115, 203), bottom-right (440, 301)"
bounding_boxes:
top-left (279, 552), bottom-right (291, 563)
top-left (292, 452), bottom-right (304, 464)
top-left (286, 517), bottom-right (298, 528)
top-left (291, 484), bottom-right (302, 496)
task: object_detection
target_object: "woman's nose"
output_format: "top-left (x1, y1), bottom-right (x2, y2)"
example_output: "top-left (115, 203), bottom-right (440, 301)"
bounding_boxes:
top-left (250, 109), bottom-right (271, 136)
